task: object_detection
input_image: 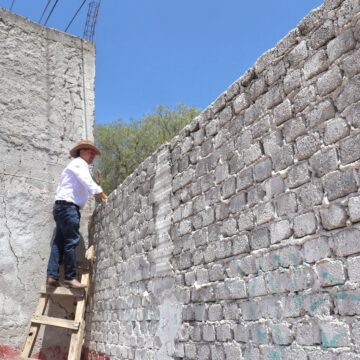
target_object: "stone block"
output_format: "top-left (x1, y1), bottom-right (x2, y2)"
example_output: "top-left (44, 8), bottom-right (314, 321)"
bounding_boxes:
top-left (304, 292), bottom-right (333, 316)
top-left (306, 99), bottom-right (335, 129)
top-left (263, 83), bottom-right (284, 110)
top-left (215, 202), bottom-right (229, 221)
top-left (303, 50), bottom-right (328, 80)
top-left (213, 94), bottom-right (226, 114)
top-left (215, 238), bottom-right (232, 260)
top-left (336, 289), bottom-right (360, 316)
top-left (280, 245), bottom-right (303, 267)
top-left (229, 193), bottom-right (246, 213)
top-left (347, 255), bottom-right (360, 283)
top-left (210, 345), bottom-right (225, 360)
top-left (221, 177), bottom-right (236, 200)
top-left (324, 117), bottom-right (349, 145)
top-left (236, 167), bottom-right (253, 191)
top-left (208, 304), bottom-right (223, 321)
top-left (274, 98), bottom-right (292, 125)
top-left (320, 322), bottom-right (351, 347)
top-left (254, 202), bottom-right (275, 225)
top-left (340, 48), bottom-right (360, 78)
top-left (247, 185), bottom-right (266, 207)
top-left (240, 300), bottom-right (261, 321)
top-left (264, 176), bottom-right (285, 199)
top-left (272, 145), bottom-right (294, 171)
top-left (244, 143), bottom-right (262, 165)
top-left (296, 181), bottom-right (323, 212)
top-left (284, 117), bottom-right (307, 143)
top-left (234, 92), bottom-right (251, 114)
top-left (327, 29), bottom-right (356, 63)
top-left (193, 128), bottom-right (205, 146)
top-left (303, 236), bottom-right (331, 263)
top-left (251, 115), bottom-right (271, 139)
top-left (317, 66), bottom-right (343, 96)
top-left (220, 218), bottom-right (237, 237)
top-left (270, 220), bottom-right (292, 244)
top-left (223, 344), bottom-right (242, 359)
top-left (335, 75), bottom-right (360, 112)
top-left (315, 259), bottom-right (346, 286)
top-left (309, 20), bottom-right (335, 49)
top-left (248, 276), bottom-right (267, 297)
top-left (293, 85), bottom-right (316, 113)
top-left (249, 77), bottom-right (267, 101)
top-left (223, 302), bottom-right (239, 320)
top-left (294, 212), bottom-right (317, 238)
top-left (349, 196), bottom-right (360, 222)
top-left (185, 271), bottom-right (196, 286)
top-left (275, 192), bottom-right (297, 216)
top-left (249, 323), bottom-right (269, 344)
top-left (232, 233), bottom-right (251, 255)
top-left (281, 295), bottom-right (305, 318)
top-left (254, 158), bottom-right (272, 182)
top-left (287, 161), bottom-right (310, 188)
top-left (323, 170), bottom-right (357, 201)
top-left (288, 40), bottom-right (308, 66)
top-left (209, 264), bottom-right (224, 281)
top-left (198, 344), bottom-right (211, 360)
top-left (340, 132), bottom-right (360, 165)
top-left (239, 255), bottom-right (258, 275)
top-left (238, 211), bottom-right (255, 232)
top-left (265, 60), bottom-right (286, 85)
top-left (219, 106), bottom-right (232, 126)
top-left (284, 69), bottom-right (302, 94)
top-left (234, 323), bottom-right (249, 342)
top-left (251, 227), bottom-right (270, 250)
top-left (196, 269), bottom-right (209, 285)
top-left (262, 130), bottom-right (282, 156)
top-left (333, 229), bottom-right (360, 257)
top-left (202, 324), bottom-right (215, 342)
top-left (271, 323), bottom-right (293, 345)
top-left (296, 320), bottom-right (321, 345)
top-left (215, 279), bottom-right (247, 300)
top-left (345, 102), bottom-right (360, 129)
top-left (184, 343), bottom-right (197, 359)
top-left (320, 203), bottom-right (347, 230)
top-left (265, 270), bottom-right (291, 294)
top-left (309, 148), bottom-right (338, 178)
top-left (215, 163), bottom-right (229, 184)
top-left (216, 323), bottom-right (232, 341)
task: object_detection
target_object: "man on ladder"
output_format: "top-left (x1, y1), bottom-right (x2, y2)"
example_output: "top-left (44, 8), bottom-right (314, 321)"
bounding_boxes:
top-left (46, 140), bottom-right (107, 288)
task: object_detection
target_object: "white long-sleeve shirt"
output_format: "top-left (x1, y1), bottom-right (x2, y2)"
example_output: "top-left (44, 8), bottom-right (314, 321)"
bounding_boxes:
top-left (55, 157), bottom-right (103, 208)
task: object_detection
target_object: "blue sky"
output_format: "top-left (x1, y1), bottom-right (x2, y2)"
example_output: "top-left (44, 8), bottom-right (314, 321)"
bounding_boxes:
top-left (1, 0), bottom-right (323, 124)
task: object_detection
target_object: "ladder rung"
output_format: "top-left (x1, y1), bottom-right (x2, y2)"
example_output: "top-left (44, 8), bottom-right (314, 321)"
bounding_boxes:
top-left (41, 286), bottom-right (85, 298)
top-left (31, 315), bottom-right (80, 330)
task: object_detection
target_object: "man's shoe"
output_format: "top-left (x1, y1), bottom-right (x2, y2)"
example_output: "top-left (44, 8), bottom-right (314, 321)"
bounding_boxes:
top-left (46, 277), bottom-right (60, 287)
top-left (63, 279), bottom-right (86, 289)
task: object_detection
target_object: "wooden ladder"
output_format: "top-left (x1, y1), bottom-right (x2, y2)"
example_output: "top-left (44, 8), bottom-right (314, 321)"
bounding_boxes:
top-left (21, 246), bottom-right (94, 360)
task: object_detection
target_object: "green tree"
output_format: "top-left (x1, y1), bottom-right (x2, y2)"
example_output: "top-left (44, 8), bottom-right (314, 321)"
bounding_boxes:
top-left (94, 104), bottom-right (200, 194)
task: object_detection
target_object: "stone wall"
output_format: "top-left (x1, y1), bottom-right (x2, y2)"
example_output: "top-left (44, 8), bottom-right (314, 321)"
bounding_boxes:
top-left (0, 8), bottom-right (95, 358)
top-left (87, 0), bottom-right (360, 359)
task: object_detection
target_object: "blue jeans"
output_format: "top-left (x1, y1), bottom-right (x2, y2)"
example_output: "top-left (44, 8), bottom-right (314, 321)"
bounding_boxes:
top-left (47, 203), bottom-right (81, 280)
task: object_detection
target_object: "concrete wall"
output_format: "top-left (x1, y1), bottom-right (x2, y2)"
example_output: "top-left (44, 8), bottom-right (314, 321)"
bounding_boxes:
top-left (0, 8), bottom-right (95, 358)
top-left (87, 0), bottom-right (360, 359)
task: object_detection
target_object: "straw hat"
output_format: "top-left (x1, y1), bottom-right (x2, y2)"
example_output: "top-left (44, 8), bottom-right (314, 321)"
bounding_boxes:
top-left (69, 140), bottom-right (101, 158)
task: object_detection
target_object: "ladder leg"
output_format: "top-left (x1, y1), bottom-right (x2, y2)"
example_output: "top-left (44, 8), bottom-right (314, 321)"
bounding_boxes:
top-left (21, 294), bottom-right (48, 358)
top-left (67, 272), bottom-right (90, 360)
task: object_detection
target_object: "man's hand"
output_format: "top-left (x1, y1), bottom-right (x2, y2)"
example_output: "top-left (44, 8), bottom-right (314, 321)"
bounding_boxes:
top-left (96, 192), bottom-right (108, 202)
